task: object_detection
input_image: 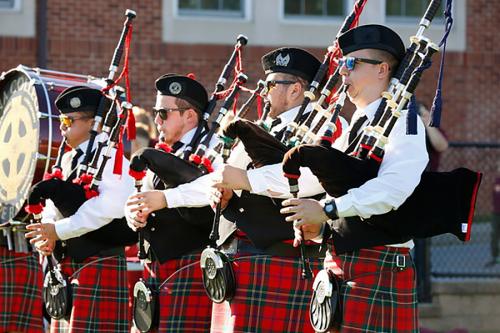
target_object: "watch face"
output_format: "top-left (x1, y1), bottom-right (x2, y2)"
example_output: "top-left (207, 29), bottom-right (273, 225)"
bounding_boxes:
top-left (325, 203), bottom-right (333, 213)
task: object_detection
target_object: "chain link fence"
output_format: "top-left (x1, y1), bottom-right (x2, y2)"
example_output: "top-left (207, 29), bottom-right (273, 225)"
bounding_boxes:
top-left (415, 142), bottom-right (500, 301)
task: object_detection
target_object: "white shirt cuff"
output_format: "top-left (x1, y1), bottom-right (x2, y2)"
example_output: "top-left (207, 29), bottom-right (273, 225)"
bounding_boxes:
top-left (53, 218), bottom-right (75, 241)
top-left (164, 188), bottom-right (184, 209)
top-left (334, 195), bottom-right (355, 218)
top-left (247, 168), bottom-right (269, 194)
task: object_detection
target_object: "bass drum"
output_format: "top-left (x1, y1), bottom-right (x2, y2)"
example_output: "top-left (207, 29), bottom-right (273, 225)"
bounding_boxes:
top-left (0, 65), bottom-right (104, 223)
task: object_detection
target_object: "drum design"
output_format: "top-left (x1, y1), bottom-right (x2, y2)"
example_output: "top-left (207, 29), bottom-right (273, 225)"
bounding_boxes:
top-left (0, 65), bottom-right (102, 223)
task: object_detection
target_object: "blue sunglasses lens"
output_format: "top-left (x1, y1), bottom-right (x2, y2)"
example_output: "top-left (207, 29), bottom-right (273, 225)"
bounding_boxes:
top-left (339, 57), bottom-right (355, 71)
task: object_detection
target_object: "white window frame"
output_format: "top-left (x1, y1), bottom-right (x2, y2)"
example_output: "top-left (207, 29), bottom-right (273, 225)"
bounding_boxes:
top-left (280, 0), bottom-right (348, 25)
top-left (385, 0), bottom-right (446, 25)
top-left (0, 0), bottom-right (21, 12)
top-left (173, 0), bottom-right (252, 21)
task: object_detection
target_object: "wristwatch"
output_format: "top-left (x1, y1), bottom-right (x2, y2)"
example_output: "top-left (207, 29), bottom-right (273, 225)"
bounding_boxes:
top-left (323, 199), bottom-right (338, 220)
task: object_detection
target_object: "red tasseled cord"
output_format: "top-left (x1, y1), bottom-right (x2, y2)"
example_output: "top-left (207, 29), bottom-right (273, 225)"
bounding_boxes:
top-left (129, 169), bottom-right (147, 181)
top-left (113, 126), bottom-right (125, 175)
top-left (24, 202), bottom-right (44, 215)
top-left (43, 168), bottom-right (63, 180)
top-left (155, 142), bottom-right (172, 153)
top-left (256, 95), bottom-right (263, 119)
top-left (83, 184), bottom-right (99, 199)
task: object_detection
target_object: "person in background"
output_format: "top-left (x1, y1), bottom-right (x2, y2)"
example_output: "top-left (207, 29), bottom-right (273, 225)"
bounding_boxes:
top-left (131, 106), bottom-right (158, 154)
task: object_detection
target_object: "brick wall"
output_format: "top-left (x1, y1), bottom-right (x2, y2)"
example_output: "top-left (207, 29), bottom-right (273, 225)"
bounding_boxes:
top-left (1, 0), bottom-right (499, 213)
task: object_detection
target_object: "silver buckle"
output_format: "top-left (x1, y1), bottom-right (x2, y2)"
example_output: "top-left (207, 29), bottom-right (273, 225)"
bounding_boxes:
top-left (396, 254), bottom-right (406, 269)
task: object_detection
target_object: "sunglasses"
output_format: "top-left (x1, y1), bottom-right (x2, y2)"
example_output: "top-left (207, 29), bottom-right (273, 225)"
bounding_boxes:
top-left (338, 56), bottom-right (383, 71)
top-left (265, 80), bottom-right (297, 90)
top-left (59, 114), bottom-right (92, 127)
top-left (152, 107), bottom-right (189, 121)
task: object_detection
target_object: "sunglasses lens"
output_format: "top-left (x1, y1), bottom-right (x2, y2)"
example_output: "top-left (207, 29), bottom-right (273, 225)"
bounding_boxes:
top-left (157, 110), bottom-right (168, 120)
top-left (346, 57), bottom-right (355, 71)
top-left (60, 116), bottom-right (71, 127)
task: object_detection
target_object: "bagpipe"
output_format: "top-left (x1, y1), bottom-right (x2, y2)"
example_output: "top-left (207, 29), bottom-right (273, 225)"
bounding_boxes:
top-left (283, 0), bottom-right (482, 245)
top-left (23, 9), bottom-right (138, 320)
top-left (207, 0), bottom-right (368, 282)
top-left (129, 36), bottom-right (250, 331)
top-left (282, 2), bottom-right (480, 332)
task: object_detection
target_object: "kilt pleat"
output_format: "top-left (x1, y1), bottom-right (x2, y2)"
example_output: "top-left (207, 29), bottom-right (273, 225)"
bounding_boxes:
top-left (0, 248), bottom-right (44, 332)
top-left (50, 255), bottom-right (130, 333)
top-left (138, 253), bottom-right (212, 333)
top-left (324, 246), bottom-right (419, 333)
top-left (210, 254), bottom-right (323, 333)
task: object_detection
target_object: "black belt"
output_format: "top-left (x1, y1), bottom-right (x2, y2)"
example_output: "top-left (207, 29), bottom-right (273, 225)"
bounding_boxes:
top-left (222, 236), bottom-right (326, 259)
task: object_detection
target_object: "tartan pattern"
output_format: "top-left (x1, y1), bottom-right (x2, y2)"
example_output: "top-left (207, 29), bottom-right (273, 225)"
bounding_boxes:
top-left (324, 246), bottom-right (418, 333)
top-left (50, 255), bottom-right (130, 333)
top-left (0, 247), bottom-right (44, 332)
top-left (135, 253), bottom-right (212, 333)
top-left (210, 254), bottom-right (323, 333)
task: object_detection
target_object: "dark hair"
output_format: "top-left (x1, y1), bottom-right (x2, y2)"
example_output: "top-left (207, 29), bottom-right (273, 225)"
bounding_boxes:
top-left (367, 49), bottom-right (399, 76)
top-left (174, 97), bottom-right (201, 119)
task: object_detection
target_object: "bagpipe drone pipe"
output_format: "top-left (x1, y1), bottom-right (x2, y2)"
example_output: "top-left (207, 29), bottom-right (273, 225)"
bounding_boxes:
top-left (127, 34), bottom-right (250, 263)
top-left (127, 37), bottom-right (250, 317)
top-left (282, 0), bottom-right (482, 247)
top-left (208, 0), bottom-right (368, 281)
top-left (23, 9), bottom-right (138, 320)
top-left (25, 10), bottom-right (139, 261)
top-left (222, 0), bottom-right (369, 162)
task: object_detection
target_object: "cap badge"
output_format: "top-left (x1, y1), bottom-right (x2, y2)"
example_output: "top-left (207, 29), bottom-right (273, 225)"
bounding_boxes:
top-left (69, 97), bottom-right (81, 109)
top-left (169, 82), bottom-right (182, 95)
top-left (275, 53), bottom-right (290, 67)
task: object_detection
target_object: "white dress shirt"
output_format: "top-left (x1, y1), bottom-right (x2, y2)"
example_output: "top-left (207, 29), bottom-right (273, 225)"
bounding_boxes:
top-left (235, 104), bottom-right (348, 198)
top-left (327, 98), bottom-right (428, 249)
top-left (331, 98), bottom-right (428, 219)
top-left (43, 133), bottom-right (135, 240)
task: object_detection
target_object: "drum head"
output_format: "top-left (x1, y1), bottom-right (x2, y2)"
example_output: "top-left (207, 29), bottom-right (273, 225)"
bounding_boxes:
top-left (0, 66), bottom-right (103, 223)
top-left (0, 69), bottom-right (40, 222)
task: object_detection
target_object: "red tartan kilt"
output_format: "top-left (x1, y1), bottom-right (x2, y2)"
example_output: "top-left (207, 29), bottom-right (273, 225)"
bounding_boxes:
top-left (139, 253), bottom-right (212, 333)
top-left (324, 246), bottom-right (418, 333)
top-left (210, 254), bottom-right (323, 333)
top-left (0, 248), bottom-right (44, 333)
top-left (50, 255), bottom-right (130, 333)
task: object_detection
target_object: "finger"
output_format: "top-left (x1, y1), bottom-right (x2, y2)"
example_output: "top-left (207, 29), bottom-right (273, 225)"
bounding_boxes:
top-left (25, 230), bottom-right (40, 239)
top-left (126, 198), bottom-right (144, 206)
top-left (282, 198), bottom-right (300, 207)
top-left (293, 238), bottom-right (301, 248)
top-left (210, 195), bottom-right (221, 205)
top-left (285, 213), bottom-right (301, 222)
top-left (292, 218), bottom-right (306, 227)
top-left (129, 206), bottom-right (142, 213)
top-left (29, 236), bottom-right (44, 245)
top-left (279, 205), bottom-right (298, 215)
top-left (25, 223), bottom-right (41, 231)
top-left (133, 221), bottom-right (147, 229)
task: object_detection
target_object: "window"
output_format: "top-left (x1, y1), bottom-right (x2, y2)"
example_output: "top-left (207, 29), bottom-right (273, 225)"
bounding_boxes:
top-left (386, 0), bottom-right (444, 21)
top-left (284, 0), bottom-right (345, 18)
top-left (178, 0), bottom-right (245, 18)
top-left (0, 0), bottom-right (17, 10)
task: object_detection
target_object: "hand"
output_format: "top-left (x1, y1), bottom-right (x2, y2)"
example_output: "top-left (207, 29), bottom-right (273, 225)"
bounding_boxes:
top-left (127, 190), bottom-right (166, 215)
top-left (212, 165), bottom-right (251, 191)
top-left (280, 198), bottom-right (329, 227)
top-left (209, 187), bottom-right (234, 211)
top-left (292, 223), bottom-right (323, 247)
top-left (34, 238), bottom-right (56, 256)
top-left (25, 222), bottom-right (60, 248)
top-left (126, 210), bottom-right (148, 231)
top-left (125, 192), bottom-right (156, 230)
